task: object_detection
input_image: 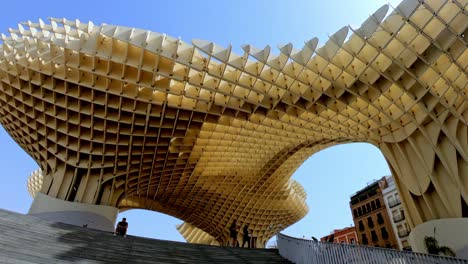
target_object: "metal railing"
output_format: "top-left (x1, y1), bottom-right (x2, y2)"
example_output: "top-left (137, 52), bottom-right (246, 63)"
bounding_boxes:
top-left (277, 233), bottom-right (468, 264)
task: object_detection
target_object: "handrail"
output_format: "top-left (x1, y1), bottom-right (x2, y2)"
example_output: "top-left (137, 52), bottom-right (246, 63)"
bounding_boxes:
top-left (276, 233), bottom-right (468, 264)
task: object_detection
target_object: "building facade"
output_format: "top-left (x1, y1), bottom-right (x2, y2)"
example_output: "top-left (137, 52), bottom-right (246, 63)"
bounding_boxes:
top-left (350, 178), bottom-right (398, 249)
top-left (382, 176), bottom-right (412, 251)
top-left (320, 226), bottom-right (358, 245)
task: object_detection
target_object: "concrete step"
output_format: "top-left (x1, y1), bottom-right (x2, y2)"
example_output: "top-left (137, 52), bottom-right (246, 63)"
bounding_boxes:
top-left (0, 209), bottom-right (290, 263)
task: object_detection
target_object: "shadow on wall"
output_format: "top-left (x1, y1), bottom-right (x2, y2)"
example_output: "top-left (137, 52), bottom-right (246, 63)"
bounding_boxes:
top-left (31, 211), bottom-right (115, 232)
top-left (409, 218), bottom-right (468, 260)
top-left (29, 193), bottom-right (118, 232)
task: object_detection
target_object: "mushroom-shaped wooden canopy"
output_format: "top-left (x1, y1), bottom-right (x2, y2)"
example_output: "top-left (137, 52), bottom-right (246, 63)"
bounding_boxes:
top-left (1, 0), bottom-right (466, 246)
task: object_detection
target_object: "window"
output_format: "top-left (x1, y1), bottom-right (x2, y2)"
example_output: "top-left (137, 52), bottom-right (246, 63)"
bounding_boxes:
top-left (377, 213), bottom-right (384, 225)
top-left (361, 234), bottom-right (368, 245)
top-left (350, 238), bottom-right (355, 244)
top-left (353, 209), bottom-right (358, 217)
top-left (358, 220), bottom-right (364, 231)
top-left (381, 227), bottom-right (389, 239)
top-left (376, 199), bottom-right (381, 208)
top-left (371, 230), bottom-right (378, 242)
top-left (367, 217), bottom-right (374, 228)
top-left (358, 207), bottom-right (362, 216)
top-left (404, 223), bottom-right (410, 232)
top-left (388, 195), bottom-right (400, 207)
top-left (371, 200), bottom-right (376, 210)
top-left (398, 224), bottom-right (410, 238)
top-left (366, 203), bottom-right (371, 213)
top-left (393, 209), bottom-right (404, 222)
top-left (397, 224), bottom-right (403, 232)
top-left (402, 240), bottom-right (411, 250)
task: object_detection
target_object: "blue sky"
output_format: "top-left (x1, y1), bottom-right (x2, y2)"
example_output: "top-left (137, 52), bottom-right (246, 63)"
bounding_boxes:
top-left (0, 0), bottom-right (400, 244)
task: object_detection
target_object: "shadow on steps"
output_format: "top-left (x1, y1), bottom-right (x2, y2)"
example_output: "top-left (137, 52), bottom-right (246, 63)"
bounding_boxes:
top-left (0, 209), bottom-right (291, 263)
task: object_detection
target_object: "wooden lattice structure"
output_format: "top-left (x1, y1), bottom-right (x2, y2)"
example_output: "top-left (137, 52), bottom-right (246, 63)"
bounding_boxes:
top-left (0, 0), bottom-right (466, 246)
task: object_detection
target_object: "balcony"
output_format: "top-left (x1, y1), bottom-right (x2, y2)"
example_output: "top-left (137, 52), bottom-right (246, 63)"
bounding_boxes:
top-left (388, 199), bottom-right (401, 208)
top-left (398, 229), bottom-right (410, 238)
top-left (393, 214), bottom-right (405, 222)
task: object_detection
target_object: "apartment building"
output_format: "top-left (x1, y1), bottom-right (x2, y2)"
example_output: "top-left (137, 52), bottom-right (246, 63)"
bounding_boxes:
top-left (320, 226), bottom-right (358, 244)
top-left (350, 178), bottom-right (398, 249)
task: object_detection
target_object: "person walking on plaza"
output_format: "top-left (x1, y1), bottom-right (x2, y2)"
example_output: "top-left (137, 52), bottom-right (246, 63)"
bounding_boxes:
top-left (114, 217), bottom-right (128, 237)
top-left (242, 225), bottom-right (251, 248)
top-left (229, 220), bottom-right (238, 247)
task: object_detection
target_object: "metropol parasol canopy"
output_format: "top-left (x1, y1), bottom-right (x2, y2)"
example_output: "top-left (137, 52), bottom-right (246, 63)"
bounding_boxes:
top-left (0, 0), bottom-right (466, 246)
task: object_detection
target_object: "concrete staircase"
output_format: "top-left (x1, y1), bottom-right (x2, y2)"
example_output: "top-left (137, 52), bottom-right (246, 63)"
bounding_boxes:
top-left (0, 209), bottom-right (290, 263)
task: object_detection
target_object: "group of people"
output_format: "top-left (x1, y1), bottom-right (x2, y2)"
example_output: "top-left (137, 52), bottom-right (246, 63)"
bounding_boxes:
top-left (113, 218), bottom-right (254, 248)
top-left (229, 220), bottom-right (253, 248)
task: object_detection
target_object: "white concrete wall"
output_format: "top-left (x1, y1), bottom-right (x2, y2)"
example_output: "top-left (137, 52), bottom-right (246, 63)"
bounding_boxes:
top-left (28, 192), bottom-right (118, 232)
top-left (409, 218), bottom-right (468, 260)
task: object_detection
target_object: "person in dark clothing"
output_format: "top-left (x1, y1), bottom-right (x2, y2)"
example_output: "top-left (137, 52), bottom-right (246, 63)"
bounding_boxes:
top-left (229, 220), bottom-right (238, 246)
top-left (242, 225), bottom-right (250, 248)
top-left (114, 217), bottom-right (128, 237)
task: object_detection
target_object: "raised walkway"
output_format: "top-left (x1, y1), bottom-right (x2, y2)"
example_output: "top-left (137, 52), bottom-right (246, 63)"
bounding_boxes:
top-left (0, 209), bottom-right (289, 263)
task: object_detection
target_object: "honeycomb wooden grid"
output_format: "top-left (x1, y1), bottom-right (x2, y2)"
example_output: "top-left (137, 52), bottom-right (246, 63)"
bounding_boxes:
top-left (0, 0), bottom-right (466, 246)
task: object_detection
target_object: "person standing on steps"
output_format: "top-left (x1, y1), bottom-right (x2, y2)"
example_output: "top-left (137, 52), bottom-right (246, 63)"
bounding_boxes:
top-left (229, 220), bottom-right (238, 247)
top-left (242, 225), bottom-right (251, 248)
top-left (114, 217), bottom-right (128, 237)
